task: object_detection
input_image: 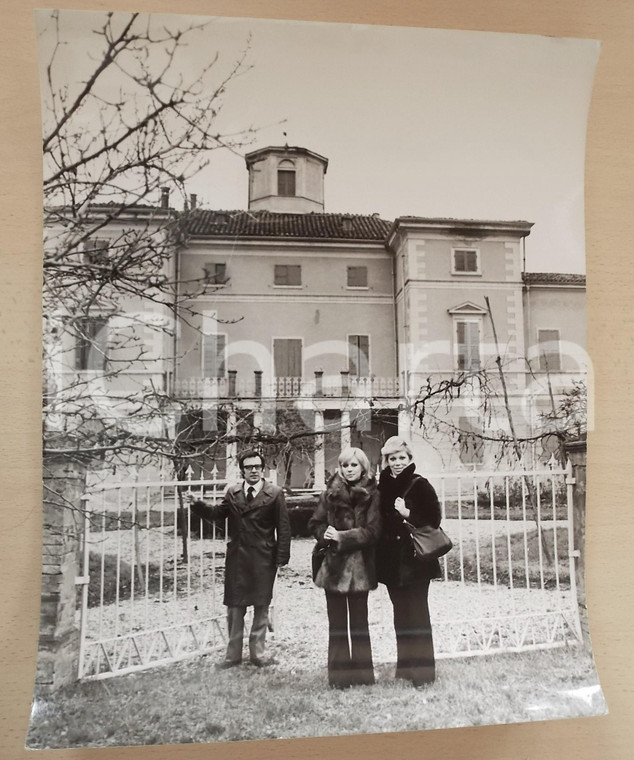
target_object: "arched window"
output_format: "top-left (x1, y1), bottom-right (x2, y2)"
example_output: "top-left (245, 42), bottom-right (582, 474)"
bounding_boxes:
top-left (277, 159), bottom-right (296, 197)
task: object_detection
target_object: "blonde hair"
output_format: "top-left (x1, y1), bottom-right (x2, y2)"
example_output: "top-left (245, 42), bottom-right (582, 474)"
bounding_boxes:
top-left (380, 436), bottom-right (414, 470)
top-left (337, 446), bottom-right (372, 480)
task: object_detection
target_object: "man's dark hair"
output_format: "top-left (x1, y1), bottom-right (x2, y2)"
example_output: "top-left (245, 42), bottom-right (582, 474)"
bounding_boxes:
top-left (238, 449), bottom-right (266, 471)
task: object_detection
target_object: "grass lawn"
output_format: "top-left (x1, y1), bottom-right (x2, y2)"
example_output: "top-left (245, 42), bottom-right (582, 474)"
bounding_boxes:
top-left (27, 645), bottom-right (606, 749)
top-left (446, 526), bottom-right (571, 587)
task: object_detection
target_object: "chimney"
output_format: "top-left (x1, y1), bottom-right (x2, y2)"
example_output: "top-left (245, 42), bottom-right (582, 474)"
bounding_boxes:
top-left (160, 187), bottom-right (170, 209)
top-left (190, 193), bottom-right (197, 210)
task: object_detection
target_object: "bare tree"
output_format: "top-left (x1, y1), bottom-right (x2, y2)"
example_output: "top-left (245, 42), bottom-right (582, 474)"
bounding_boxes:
top-left (40, 10), bottom-right (257, 475)
top-left (411, 368), bottom-right (587, 467)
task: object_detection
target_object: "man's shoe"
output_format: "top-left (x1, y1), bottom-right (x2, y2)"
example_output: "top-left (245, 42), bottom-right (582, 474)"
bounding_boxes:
top-left (215, 660), bottom-right (241, 670)
top-left (250, 657), bottom-right (276, 668)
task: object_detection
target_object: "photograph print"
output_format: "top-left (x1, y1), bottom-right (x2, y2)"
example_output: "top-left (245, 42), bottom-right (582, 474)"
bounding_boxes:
top-left (29, 8), bottom-right (606, 749)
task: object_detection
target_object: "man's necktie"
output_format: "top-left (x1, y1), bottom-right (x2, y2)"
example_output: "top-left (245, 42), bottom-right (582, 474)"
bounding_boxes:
top-left (247, 486), bottom-right (255, 502)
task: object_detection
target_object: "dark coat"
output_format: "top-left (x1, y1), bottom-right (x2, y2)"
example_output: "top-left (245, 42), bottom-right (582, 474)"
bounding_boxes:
top-left (308, 473), bottom-right (381, 594)
top-left (376, 463), bottom-right (442, 587)
top-left (191, 480), bottom-right (291, 607)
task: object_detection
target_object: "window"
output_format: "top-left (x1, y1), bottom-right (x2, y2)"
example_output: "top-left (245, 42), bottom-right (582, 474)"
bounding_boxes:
top-left (277, 160), bottom-right (296, 197)
top-left (456, 320), bottom-right (481, 371)
top-left (274, 264), bottom-right (301, 286)
top-left (538, 329), bottom-right (561, 371)
top-left (202, 333), bottom-right (227, 378)
top-left (75, 316), bottom-right (108, 371)
top-left (83, 238), bottom-right (110, 266)
top-left (452, 248), bottom-right (480, 274)
top-left (273, 339), bottom-right (302, 378)
top-left (348, 335), bottom-right (370, 376)
top-left (203, 262), bottom-right (229, 286)
top-left (347, 266), bottom-right (368, 288)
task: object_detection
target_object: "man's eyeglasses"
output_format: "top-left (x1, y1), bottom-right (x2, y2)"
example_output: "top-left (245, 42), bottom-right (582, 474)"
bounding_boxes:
top-left (243, 464), bottom-right (263, 470)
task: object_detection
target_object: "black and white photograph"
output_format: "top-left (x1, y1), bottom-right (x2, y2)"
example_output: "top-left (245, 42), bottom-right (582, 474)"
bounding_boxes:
top-left (27, 8), bottom-right (605, 749)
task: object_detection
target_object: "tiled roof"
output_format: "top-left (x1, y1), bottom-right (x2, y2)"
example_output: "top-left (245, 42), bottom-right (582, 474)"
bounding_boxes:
top-left (89, 201), bottom-right (162, 210)
top-left (523, 272), bottom-right (586, 286)
top-left (186, 210), bottom-right (392, 241)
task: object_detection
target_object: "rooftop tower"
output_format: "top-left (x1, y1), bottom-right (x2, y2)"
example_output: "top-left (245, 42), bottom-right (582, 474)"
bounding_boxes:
top-left (245, 146), bottom-right (328, 213)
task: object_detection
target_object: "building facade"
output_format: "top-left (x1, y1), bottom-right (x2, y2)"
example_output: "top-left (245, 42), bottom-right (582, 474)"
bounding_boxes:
top-left (53, 145), bottom-right (587, 486)
top-left (172, 146), bottom-right (587, 485)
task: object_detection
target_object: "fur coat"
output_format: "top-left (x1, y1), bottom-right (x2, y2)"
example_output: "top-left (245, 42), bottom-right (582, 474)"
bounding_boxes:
top-left (308, 473), bottom-right (381, 594)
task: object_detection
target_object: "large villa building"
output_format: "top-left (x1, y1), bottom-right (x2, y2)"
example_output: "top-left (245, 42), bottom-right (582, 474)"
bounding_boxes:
top-left (60, 146), bottom-right (587, 487)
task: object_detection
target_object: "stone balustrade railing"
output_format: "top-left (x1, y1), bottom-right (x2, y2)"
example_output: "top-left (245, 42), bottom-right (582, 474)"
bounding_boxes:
top-left (173, 371), bottom-right (402, 399)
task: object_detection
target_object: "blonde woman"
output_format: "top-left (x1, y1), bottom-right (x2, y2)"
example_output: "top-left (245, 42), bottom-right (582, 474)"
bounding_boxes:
top-left (308, 447), bottom-right (381, 688)
top-left (376, 436), bottom-right (441, 687)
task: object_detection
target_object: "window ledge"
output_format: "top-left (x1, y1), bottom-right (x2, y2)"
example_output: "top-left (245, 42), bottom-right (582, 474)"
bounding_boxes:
top-left (451, 271), bottom-right (482, 276)
top-left (346, 286), bottom-right (370, 291)
top-left (272, 285), bottom-right (303, 289)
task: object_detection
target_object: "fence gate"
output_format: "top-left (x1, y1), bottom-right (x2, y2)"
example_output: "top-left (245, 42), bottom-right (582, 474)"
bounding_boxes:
top-left (78, 473), bottom-right (229, 680)
top-left (429, 459), bottom-right (583, 658)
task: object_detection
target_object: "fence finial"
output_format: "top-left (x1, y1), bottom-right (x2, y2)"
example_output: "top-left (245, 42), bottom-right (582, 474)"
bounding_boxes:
top-left (185, 464), bottom-right (195, 481)
top-left (547, 454), bottom-right (558, 470)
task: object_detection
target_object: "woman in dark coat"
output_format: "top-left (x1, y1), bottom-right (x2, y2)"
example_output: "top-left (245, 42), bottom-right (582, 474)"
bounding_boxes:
top-left (376, 436), bottom-right (442, 687)
top-left (308, 447), bottom-right (381, 688)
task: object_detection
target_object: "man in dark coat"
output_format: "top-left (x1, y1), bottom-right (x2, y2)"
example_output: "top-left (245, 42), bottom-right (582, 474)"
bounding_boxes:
top-left (186, 450), bottom-right (291, 668)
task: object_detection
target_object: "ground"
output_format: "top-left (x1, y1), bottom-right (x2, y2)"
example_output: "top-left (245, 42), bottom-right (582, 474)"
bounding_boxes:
top-left (27, 540), bottom-right (607, 749)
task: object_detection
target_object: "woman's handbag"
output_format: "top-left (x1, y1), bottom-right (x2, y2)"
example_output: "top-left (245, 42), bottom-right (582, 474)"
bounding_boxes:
top-left (405, 521), bottom-right (453, 562)
top-left (311, 543), bottom-right (328, 582)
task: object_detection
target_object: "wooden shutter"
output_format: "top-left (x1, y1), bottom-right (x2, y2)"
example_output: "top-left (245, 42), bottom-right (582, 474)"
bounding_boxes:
top-left (203, 334), bottom-right (226, 377)
top-left (75, 316), bottom-right (108, 370)
top-left (84, 238), bottom-right (109, 266)
top-left (277, 170), bottom-right (296, 197)
top-left (347, 266), bottom-right (368, 287)
top-left (538, 329), bottom-right (561, 371)
top-left (454, 249), bottom-right (478, 273)
top-left (274, 265), bottom-right (301, 286)
top-left (274, 339), bottom-right (302, 378)
top-left (203, 262), bottom-right (227, 285)
top-left (457, 321), bottom-right (480, 370)
top-left (348, 335), bottom-right (370, 376)
top-left (467, 322), bottom-right (480, 369)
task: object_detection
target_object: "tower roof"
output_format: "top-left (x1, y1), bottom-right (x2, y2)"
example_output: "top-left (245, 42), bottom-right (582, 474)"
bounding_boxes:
top-left (245, 145), bottom-right (328, 173)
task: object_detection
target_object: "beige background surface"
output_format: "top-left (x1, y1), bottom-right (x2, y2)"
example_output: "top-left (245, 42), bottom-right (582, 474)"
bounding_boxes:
top-left (1, 1), bottom-right (632, 758)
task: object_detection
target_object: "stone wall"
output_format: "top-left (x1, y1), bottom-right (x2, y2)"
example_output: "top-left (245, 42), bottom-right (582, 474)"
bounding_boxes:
top-left (565, 436), bottom-right (588, 639)
top-left (35, 458), bottom-right (86, 694)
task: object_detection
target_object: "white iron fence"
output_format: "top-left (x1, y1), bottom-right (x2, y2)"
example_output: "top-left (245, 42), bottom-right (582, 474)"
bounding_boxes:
top-left (429, 459), bottom-right (582, 658)
top-left (77, 472), bottom-right (229, 680)
top-left (77, 461), bottom-right (582, 679)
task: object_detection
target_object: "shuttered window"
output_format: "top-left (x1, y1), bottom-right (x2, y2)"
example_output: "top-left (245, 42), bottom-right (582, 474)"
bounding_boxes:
top-left (456, 320), bottom-right (481, 370)
top-left (538, 329), bottom-right (561, 371)
top-left (83, 238), bottom-right (110, 266)
top-left (347, 266), bottom-right (368, 288)
top-left (75, 316), bottom-right (108, 371)
top-left (453, 249), bottom-right (479, 274)
top-left (273, 339), bottom-right (302, 378)
top-left (274, 265), bottom-right (301, 286)
top-left (348, 335), bottom-right (370, 376)
top-left (277, 160), bottom-right (296, 197)
top-left (202, 333), bottom-right (226, 378)
top-left (203, 262), bottom-right (228, 285)
top-left (278, 170), bottom-right (296, 196)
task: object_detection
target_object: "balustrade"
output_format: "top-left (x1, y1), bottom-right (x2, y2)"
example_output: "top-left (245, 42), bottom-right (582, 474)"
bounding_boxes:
top-left (173, 372), bottom-right (402, 399)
